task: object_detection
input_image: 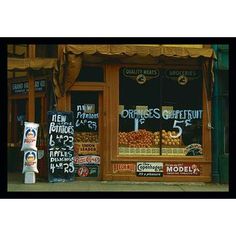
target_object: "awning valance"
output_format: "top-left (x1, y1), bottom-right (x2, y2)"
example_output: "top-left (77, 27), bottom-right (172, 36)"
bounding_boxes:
top-left (57, 44), bottom-right (215, 99)
top-left (65, 44), bottom-right (216, 59)
top-left (8, 57), bottom-right (61, 97)
top-left (7, 58), bottom-right (58, 71)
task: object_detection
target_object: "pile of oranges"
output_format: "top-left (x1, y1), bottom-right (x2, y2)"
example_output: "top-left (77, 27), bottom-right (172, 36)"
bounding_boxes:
top-left (119, 129), bottom-right (182, 147)
top-left (119, 129), bottom-right (154, 148)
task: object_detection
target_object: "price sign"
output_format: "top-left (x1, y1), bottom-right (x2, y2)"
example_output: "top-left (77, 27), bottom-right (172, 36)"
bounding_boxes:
top-left (47, 111), bottom-right (75, 183)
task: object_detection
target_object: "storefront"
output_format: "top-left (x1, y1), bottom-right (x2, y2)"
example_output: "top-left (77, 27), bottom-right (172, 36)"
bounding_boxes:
top-left (55, 45), bottom-right (215, 182)
top-left (8, 44), bottom-right (216, 182)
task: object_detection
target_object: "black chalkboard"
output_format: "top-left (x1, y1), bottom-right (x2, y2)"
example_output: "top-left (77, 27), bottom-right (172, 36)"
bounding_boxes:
top-left (47, 111), bottom-right (75, 183)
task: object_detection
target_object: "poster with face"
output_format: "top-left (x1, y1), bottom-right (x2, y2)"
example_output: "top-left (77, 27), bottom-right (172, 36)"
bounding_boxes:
top-left (22, 150), bottom-right (39, 173)
top-left (21, 122), bottom-right (39, 151)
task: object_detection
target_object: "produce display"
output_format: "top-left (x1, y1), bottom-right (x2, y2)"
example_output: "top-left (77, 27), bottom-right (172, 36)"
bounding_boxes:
top-left (119, 129), bottom-right (154, 148)
top-left (154, 130), bottom-right (181, 146)
top-left (74, 132), bottom-right (99, 143)
top-left (119, 129), bottom-right (182, 148)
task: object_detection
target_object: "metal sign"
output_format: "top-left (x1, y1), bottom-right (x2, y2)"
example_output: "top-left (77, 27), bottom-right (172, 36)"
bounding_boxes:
top-left (113, 163), bottom-right (135, 173)
top-left (11, 79), bottom-right (46, 94)
top-left (165, 69), bottom-right (201, 79)
top-left (136, 162), bottom-right (163, 177)
top-left (164, 163), bottom-right (200, 176)
top-left (165, 69), bottom-right (201, 84)
top-left (121, 67), bottom-right (160, 84)
top-left (75, 164), bottom-right (99, 177)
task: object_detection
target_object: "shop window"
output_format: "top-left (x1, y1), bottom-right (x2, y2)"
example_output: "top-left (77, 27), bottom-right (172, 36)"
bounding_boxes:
top-left (76, 66), bottom-right (104, 82)
top-left (10, 99), bottom-right (28, 144)
top-left (162, 69), bottom-right (203, 156)
top-left (118, 67), bottom-right (203, 157)
top-left (71, 91), bottom-right (99, 160)
top-left (71, 92), bottom-right (99, 137)
top-left (35, 44), bottom-right (58, 58)
top-left (35, 98), bottom-right (42, 124)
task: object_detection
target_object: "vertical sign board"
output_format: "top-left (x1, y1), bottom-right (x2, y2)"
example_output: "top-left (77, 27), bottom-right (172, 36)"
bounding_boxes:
top-left (47, 111), bottom-right (75, 182)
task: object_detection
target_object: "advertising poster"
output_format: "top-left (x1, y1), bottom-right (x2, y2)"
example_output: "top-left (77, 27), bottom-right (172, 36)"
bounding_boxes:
top-left (136, 162), bottom-right (163, 177)
top-left (164, 163), bottom-right (201, 176)
top-left (74, 155), bottom-right (100, 178)
top-left (75, 164), bottom-right (99, 177)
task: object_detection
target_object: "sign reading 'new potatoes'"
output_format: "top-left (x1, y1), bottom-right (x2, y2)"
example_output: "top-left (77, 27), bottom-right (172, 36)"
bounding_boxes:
top-left (47, 111), bottom-right (75, 183)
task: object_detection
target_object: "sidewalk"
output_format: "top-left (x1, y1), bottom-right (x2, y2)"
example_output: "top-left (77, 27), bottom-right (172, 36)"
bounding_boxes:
top-left (7, 173), bottom-right (229, 192)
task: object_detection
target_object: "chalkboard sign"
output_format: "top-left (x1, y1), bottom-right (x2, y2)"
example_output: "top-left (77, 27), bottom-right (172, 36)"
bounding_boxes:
top-left (47, 111), bottom-right (75, 182)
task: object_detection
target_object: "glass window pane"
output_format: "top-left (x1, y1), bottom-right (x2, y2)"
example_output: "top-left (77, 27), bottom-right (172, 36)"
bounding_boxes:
top-left (71, 91), bottom-right (99, 152)
top-left (11, 99), bottom-right (27, 144)
top-left (162, 69), bottom-right (203, 156)
top-left (36, 44), bottom-right (58, 58)
top-left (118, 67), bottom-right (204, 157)
top-left (119, 67), bottom-right (161, 156)
top-left (76, 66), bottom-right (104, 82)
top-left (71, 91), bottom-right (100, 177)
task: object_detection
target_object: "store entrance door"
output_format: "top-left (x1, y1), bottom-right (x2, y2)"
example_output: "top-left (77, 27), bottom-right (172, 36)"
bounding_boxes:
top-left (71, 91), bottom-right (103, 180)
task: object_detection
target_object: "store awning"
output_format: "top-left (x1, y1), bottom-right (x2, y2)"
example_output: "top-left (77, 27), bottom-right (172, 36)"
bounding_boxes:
top-left (65, 44), bottom-right (216, 59)
top-left (7, 58), bottom-right (58, 71)
top-left (8, 45), bottom-right (215, 99)
top-left (58, 44), bottom-right (215, 99)
top-left (8, 57), bottom-right (61, 97)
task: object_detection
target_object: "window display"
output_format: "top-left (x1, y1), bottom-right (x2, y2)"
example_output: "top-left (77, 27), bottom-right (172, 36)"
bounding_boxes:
top-left (119, 67), bottom-right (161, 156)
top-left (71, 92), bottom-right (100, 177)
top-left (71, 92), bottom-right (99, 155)
top-left (119, 67), bottom-right (203, 157)
top-left (162, 69), bottom-right (203, 156)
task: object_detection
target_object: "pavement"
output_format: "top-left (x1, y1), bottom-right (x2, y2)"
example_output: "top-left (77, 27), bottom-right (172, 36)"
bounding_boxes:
top-left (7, 173), bottom-right (229, 192)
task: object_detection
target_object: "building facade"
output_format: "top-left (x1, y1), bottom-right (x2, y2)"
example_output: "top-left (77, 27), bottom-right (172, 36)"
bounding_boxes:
top-left (7, 44), bottom-right (228, 183)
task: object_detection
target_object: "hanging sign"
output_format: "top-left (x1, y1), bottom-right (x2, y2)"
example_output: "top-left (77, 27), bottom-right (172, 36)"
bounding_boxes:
top-left (47, 111), bottom-right (75, 183)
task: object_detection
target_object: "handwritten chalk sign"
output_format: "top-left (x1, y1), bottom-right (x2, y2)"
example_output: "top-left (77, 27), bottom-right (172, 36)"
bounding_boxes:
top-left (47, 111), bottom-right (75, 183)
top-left (75, 104), bottom-right (99, 131)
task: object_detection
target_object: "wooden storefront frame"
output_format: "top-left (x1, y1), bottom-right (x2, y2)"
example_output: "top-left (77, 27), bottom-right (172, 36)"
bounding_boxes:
top-left (65, 82), bottom-right (107, 180)
top-left (8, 74), bottom-right (48, 146)
top-left (64, 60), bottom-right (212, 182)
